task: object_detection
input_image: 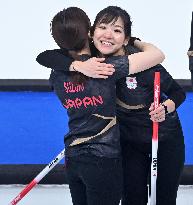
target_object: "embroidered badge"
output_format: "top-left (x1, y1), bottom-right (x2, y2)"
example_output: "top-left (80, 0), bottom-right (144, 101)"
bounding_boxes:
top-left (126, 77), bottom-right (137, 89)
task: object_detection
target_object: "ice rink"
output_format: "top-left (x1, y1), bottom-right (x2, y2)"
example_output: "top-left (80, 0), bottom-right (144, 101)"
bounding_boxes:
top-left (1, 185), bottom-right (193, 205)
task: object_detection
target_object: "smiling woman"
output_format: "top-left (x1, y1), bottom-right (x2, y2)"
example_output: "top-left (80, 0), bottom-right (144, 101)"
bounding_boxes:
top-left (92, 17), bottom-right (128, 56)
top-left (91, 6), bottom-right (131, 56)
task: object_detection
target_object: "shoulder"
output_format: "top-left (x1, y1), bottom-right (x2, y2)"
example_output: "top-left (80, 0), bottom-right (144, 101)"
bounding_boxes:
top-left (49, 69), bottom-right (69, 84)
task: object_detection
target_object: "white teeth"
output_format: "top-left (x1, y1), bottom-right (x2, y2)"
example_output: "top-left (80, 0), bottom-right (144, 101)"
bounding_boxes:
top-left (102, 41), bottom-right (112, 46)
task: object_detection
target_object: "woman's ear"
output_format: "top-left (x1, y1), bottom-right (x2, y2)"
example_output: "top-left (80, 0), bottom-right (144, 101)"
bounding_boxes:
top-left (88, 31), bottom-right (91, 38)
top-left (124, 37), bottom-right (129, 46)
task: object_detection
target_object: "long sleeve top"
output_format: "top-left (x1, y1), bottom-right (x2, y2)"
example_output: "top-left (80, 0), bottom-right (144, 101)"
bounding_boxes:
top-left (116, 45), bottom-right (185, 142)
top-left (38, 53), bottom-right (130, 158)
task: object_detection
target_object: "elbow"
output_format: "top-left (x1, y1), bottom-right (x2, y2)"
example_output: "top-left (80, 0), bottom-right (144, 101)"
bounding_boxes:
top-left (36, 54), bottom-right (41, 65)
top-left (180, 88), bottom-right (186, 103)
top-left (158, 50), bottom-right (165, 64)
top-left (36, 53), bottom-right (45, 66)
top-left (36, 52), bottom-right (49, 68)
top-left (182, 92), bottom-right (186, 103)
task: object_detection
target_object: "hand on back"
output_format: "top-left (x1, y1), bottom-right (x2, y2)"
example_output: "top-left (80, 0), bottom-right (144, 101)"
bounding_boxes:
top-left (73, 57), bottom-right (115, 78)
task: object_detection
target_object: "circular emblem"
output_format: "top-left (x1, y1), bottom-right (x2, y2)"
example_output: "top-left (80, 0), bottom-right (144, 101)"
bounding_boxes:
top-left (126, 77), bottom-right (137, 89)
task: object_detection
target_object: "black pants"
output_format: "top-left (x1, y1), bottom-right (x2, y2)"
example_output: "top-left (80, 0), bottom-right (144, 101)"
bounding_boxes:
top-left (65, 154), bottom-right (123, 205)
top-left (121, 136), bottom-right (185, 205)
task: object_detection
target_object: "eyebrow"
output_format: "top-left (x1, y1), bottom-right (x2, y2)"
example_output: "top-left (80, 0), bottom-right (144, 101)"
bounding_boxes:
top-left (114, 25), bottom-right (124, 29)
top-left (98, 22), bottom-right (124, 30)
top-left (110, 20), bottom-right (124, 29)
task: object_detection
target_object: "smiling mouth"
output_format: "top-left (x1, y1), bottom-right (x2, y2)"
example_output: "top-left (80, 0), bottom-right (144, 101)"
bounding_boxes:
top-left (101, 41), bottom-right (114, 46)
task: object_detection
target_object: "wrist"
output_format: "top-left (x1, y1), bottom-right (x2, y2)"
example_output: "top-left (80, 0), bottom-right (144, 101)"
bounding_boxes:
top-left (162, 99), bottom-right (175, 114)
top-left (71, 61), bottom-right (82, 72)
top-left (161, 103), bottom-right (168, 114)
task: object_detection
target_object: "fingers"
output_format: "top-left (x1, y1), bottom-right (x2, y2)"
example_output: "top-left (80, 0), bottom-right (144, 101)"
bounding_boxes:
top-left (150, 114), bottom-right (165, 122)
top-left (149, 102), bottom-right (154, 111)
top-left (87, 68), bottom-right (113, 78)
top-left (82, 57), bottom-right (115, 78)
top-left (96, 70), bottom-right (114, 75)
top-left (94, 63), bottom-right (115, 76)
top-left (90, 58), bottom-right (115, 70)
top-left (98, 63), bottom-right (114, 69)
top-left (93, 57), bottom-right (106, 62)
top-left (93, 74), bottom-right (108, 79)
top-left (149, 104), bottom-right (166, 122)
top-left (91, 70), bottom-right (114, 78)
top-left (149, 105), bottom-right (164, 116)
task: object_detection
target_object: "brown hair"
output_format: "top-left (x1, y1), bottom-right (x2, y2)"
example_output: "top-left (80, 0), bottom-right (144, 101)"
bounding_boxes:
top-left (50, 7), bottom-right (91, 82)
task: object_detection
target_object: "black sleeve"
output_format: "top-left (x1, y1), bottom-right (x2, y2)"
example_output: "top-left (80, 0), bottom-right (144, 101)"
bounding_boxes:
top-left (36, 49), bottom-right (74, 71)
top-left (105, 56), bottom-right (129, 80)
top-left (150, 65), bottom-right (186, 109)
top-left (124, 45), bottom-right (186, 108)
top-left (164, 80), bottom-right (186, 109)
top-left (49, 69), bottom-right (62, 87)
top-left (125, 44), bottom-right (141, 54)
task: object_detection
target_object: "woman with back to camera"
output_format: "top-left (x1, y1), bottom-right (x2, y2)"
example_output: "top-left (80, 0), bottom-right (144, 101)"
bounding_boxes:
top-left (37, 6), bottom-right (165, 205)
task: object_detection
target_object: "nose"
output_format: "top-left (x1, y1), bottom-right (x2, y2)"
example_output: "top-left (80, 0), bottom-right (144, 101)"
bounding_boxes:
top-left (103, 29), bottom-right (112, 39)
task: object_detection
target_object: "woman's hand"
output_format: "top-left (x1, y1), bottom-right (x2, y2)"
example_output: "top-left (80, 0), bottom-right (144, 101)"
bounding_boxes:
top-left (149, 99), bottom-right (175, 122)
top-left (71, 57), bottom-right (115, 78)
top-left (149, 103), bottom-right (166, 122)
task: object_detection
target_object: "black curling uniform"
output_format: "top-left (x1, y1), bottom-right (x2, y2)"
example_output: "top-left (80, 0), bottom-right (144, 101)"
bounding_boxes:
top-left (37, 47), bottom-right (185, 205)
top-left (37, 52), bottom-right (130, 205)
top-left (49, 55), bottom-right (129, 158)
top-left (117, 46), bottom-right (185, 205)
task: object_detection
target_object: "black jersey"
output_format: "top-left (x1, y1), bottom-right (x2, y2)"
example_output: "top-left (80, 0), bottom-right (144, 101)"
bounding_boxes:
top-left (116, 46), bottom-right (185, 142)
top-left (38, 53), bottom-right (129, 158)
top-left (116, 64), bottom-right (185, 108)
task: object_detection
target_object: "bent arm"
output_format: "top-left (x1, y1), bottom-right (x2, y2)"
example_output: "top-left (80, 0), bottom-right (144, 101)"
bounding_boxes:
top-left (149, 65), bottom-right (185, 122)
top-left (126, 44), bottom-right (184, 108)
top-left (36, 49), bottom-right (115, 78)
top-left (36, 49), bottom-right (73, 70)
top-left (74, 41), bottom-right (165, 76)
top-left (128, 40), bottom-right (165, 74)
top-left (158, 65), bottom-right (186, 110)
top-left (161, 79), bottom-right (186, 112)
top-left (36, 41), bottom-right (165, 77)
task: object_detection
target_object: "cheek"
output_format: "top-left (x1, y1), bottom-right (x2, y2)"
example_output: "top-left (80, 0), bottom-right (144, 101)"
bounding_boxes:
top-left (93, 29), bottom-right (101, 39)
top-left (93, 37), bottom-right (100, 50)
top-left (93, 36), bottom-right (98, 46)
top-left (93, 31), bottom-right (101, 47)
top-left (115, 35), bottom-right (126, 46)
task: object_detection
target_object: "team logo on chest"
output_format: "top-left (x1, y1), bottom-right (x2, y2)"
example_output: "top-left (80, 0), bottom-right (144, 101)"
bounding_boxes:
top-left (126, 77), bottom-right (137, 89)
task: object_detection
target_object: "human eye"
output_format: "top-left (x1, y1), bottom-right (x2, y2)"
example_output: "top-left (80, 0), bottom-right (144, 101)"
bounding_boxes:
top-left (114, 29), bottom-right (122, 33)
top-left (98, 24), bottom-right (106, 29)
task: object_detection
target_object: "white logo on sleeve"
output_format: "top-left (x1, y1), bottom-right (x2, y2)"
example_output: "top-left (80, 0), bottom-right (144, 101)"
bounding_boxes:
top-left (126, 77), bottom-right (137, 89)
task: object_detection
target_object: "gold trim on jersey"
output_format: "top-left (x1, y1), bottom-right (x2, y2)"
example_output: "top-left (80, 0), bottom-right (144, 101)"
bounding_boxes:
top-left (116, 98), bottom-right (145, 110)
top-left (69, 114), bottom-right (116, 147)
